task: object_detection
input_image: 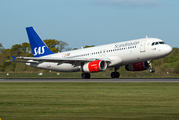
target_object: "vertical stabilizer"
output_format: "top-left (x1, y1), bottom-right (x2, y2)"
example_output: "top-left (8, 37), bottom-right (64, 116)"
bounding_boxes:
top-left (26, 27), bottom-right (54, 57)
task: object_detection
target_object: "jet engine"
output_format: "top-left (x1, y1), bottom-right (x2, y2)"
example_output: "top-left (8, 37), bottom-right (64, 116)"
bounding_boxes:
top-left (82, 60), bottom-right (107, 73)
top-left (125, 61), bottom-right (150, 71)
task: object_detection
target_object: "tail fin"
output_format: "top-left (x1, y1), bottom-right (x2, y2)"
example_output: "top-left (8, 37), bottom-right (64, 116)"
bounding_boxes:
top-left (26, 27), bottom-right (54, 57)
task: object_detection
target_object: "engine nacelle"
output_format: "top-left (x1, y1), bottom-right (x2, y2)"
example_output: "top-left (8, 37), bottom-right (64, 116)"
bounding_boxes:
top-left (82, 60), bottom-right (107, 73)
top-left (125, 61), bottom-right (150, 71)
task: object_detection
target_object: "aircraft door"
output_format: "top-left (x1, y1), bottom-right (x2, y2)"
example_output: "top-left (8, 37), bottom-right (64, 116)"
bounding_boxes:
top-left (140, 40), bottom-right (146, 52)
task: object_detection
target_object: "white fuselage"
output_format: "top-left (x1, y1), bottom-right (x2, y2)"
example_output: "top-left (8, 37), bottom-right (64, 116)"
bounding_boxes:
top-left (27, 38), bottom-right (172, 72)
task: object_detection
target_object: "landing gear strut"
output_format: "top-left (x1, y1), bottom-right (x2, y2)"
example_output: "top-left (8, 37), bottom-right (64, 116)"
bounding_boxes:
top-left (149, 61), bottom-right (155, 73)
top-left (81, 73), bottom-right (91, 79)
top-left (111, 67), bottom-right (120, 78)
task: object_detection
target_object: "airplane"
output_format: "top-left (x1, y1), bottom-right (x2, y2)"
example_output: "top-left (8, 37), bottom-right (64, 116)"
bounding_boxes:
top-left (10, 27), bottom-right (172, 78)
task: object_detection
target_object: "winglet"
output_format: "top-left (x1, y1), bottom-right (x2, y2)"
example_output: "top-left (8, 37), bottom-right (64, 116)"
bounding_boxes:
top-left (12, 56), bottom-right (16, 61)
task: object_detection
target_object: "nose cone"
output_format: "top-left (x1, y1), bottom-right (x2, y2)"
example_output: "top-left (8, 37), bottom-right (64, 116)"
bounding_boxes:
top-left (165, 45), bottom-right (172, 55)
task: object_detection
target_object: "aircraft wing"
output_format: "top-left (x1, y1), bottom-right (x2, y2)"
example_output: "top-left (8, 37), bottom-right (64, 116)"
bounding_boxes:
top-left (9, 56), bottom-right (111, 64)
top-left (6, 60), bottom-right (39, 63)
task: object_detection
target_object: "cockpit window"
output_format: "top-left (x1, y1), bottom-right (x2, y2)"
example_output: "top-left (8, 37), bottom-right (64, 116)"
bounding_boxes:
top-left (159, 42), bottom-right (164, 44)
top-left (151, 41), bottom-right (165, 46)
top-left (155, 42), bottom-right (159, 45)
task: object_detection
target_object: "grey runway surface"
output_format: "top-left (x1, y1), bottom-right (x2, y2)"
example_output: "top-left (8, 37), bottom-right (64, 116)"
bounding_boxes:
top-left (0, 78), bottom-right (179, 82)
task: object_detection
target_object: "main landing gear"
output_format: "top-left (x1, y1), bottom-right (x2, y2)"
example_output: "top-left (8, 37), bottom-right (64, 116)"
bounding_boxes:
top-left (81, 73), bottom-right (91, 79)
top-left (111, 67), bottom-right (120, 78)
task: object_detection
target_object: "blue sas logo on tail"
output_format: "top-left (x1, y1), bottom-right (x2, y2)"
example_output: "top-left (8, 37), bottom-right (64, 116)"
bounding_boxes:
top-left (33, 46), bottom-right (46, 56)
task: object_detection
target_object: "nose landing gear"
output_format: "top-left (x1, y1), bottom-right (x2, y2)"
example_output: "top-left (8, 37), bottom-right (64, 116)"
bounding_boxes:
top-left (149, 68), bottom-right (155, 73)
top-left (149, 61), bottom-right (155, 73)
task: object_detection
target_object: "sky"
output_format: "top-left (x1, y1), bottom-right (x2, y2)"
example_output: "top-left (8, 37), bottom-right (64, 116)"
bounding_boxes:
top-left (0, 0), bottom-right (179, 50)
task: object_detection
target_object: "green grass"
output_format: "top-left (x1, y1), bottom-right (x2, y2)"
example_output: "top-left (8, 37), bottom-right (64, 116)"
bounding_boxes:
top-left (0, 82), bottom-right (179, 120)
top-left (0, 70), bottom-right (179, 78)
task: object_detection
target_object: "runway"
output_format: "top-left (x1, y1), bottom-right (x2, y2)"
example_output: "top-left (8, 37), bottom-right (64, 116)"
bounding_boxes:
top-left (0, 78), bottom-right (179, 82)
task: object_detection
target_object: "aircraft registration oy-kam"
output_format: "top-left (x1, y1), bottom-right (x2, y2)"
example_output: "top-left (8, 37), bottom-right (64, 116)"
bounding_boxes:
top-left (10, 27), bottom-right (172, 78)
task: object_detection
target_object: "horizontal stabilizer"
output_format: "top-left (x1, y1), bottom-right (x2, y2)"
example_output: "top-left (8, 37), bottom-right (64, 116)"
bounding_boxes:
top-left (12, 56), bottom-right (16, 61)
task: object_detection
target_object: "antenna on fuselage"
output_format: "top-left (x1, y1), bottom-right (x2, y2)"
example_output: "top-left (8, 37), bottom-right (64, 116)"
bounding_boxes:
top-left (146, 36), bottom-right (148, 38)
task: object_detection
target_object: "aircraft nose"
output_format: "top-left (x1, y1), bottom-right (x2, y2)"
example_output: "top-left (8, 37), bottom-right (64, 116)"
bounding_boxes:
top-left (165, 45), bottom-right (172, 55)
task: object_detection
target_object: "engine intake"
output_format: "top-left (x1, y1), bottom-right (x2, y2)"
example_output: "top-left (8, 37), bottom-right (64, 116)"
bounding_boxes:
top-left (125, 61), bottom-right (150, 71)
top-left (82, 60), bottom-right (107, 73)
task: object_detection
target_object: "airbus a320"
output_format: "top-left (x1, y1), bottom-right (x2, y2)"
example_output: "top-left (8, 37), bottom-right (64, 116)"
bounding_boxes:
top-left (10, 27), bottom-right (172, 78)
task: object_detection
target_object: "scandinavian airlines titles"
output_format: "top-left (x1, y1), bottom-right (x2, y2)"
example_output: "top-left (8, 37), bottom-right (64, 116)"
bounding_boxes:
top-left (115, 41), bottom-right (140, 48)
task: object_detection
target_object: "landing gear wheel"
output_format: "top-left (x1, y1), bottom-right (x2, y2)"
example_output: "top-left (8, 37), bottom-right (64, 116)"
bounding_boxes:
top-left (81, 73), bottom-right (85, 79)
top-left (111, 72), bottom-right (120, 78)
top-left (149, 68), bottom-right (155, 73)
top-left (81, 73), bottom-right (91, 79)
top-left (111, 72), bottom-right (116, 78)
top-left (115, 72), bottom-right (120, 78)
